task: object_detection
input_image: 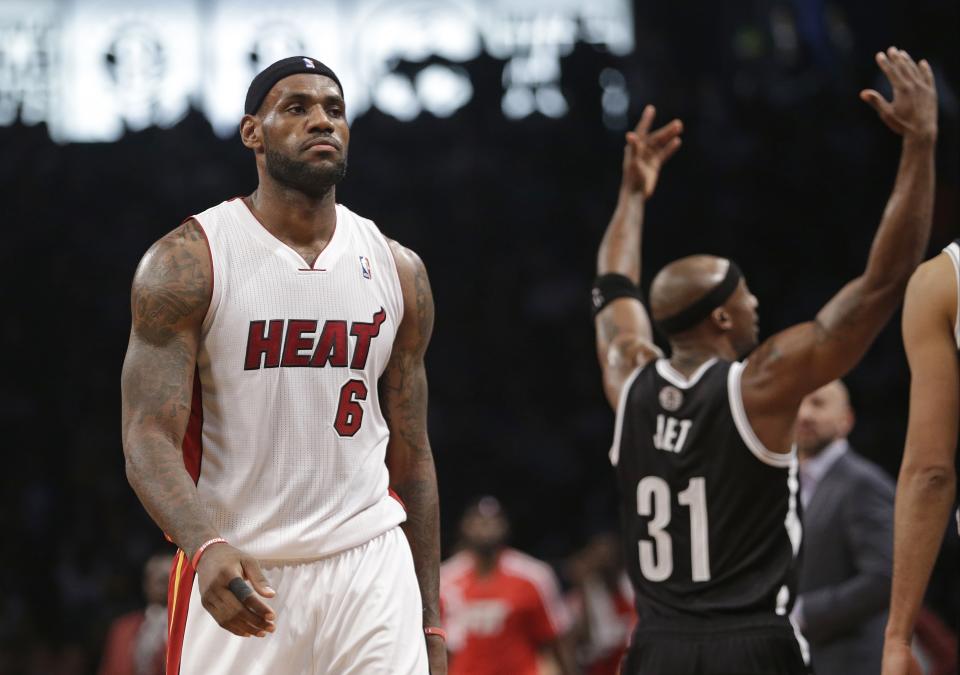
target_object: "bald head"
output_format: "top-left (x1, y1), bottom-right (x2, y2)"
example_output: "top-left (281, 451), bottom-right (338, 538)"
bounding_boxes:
top-left (649, 254), bottom-right (759, 358)
top-left (821, 380), bottom-right (851, 409)
top-left (650, 255), bottom-right (731, 323)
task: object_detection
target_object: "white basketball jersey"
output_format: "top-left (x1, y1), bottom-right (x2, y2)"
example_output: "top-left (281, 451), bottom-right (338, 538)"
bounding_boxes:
top-left (186, 197), bottom-right (407, 560)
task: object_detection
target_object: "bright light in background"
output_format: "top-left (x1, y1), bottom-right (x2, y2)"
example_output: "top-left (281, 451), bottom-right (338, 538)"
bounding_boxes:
top-left (0, 0), bottom-right (634, 142)
top-left (600, 67), bottom-right (629, 129)
top-left (416, 65), bottom-right (473, 117)
top-left (373, 73), bottom-right (421, 122)
top-left (536, 86), bottom-right (568, 118)
top-left (502, 86), bottom-right (536, 119)
top-left (58, 0), bottom-right (202, 142)
top-left (0, 0), bottom-right (57, 127)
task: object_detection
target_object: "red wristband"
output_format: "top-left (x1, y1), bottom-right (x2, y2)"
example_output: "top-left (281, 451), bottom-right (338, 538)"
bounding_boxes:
top-left (424, 626), bottom-right (447, 641)
top-left (191, 537), bottom-right (228, 569)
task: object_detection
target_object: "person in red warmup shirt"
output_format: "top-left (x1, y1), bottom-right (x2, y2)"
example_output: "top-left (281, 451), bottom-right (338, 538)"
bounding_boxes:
top-left (98, 552), bottom-right (173, 675)
top-left (441, 497), bottom-right (579, 675)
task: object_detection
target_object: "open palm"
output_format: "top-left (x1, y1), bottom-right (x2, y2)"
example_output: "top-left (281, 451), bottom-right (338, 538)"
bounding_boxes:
top-left (861, 47), bottom-right (937, 139)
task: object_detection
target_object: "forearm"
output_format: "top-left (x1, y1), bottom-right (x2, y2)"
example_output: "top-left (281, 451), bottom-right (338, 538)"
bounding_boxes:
top-left (597, 187), bottom-right (645, 282)
top-left (885, 462), bottom-right (956, 641)
top-left (813, 136), bottom-right (935, 356)
top-left (124, 431), bottom-right (219, 558)
top-left (862, 135), bottom-right (935, 295)
top-left (393, 452), bottom-right (442, 626)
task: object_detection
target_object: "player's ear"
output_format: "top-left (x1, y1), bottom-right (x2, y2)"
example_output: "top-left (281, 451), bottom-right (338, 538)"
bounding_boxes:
top-left (712, 307), bottom-right (733, 331)
top-left (240, 114), bottom-right (263, 150)
top-left (840, 407), bottom-right (855, 438)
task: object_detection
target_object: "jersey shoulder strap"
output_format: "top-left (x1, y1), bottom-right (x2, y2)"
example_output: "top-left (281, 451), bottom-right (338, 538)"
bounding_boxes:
top-left (610, 365), bottom-right (647, 467)
top-left (941, 240), bottom-right (960, 350)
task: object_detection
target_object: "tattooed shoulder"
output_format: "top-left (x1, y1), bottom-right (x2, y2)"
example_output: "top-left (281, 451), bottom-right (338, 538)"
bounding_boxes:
top-left (748, 333), bottom-right (783, 369)
top-left (132, 219), bottom-right (212, 345)
top-left (387, 239), bottom-right (435, 348)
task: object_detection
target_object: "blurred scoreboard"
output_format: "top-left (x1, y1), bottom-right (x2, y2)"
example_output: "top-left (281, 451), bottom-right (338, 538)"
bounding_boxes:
top-left (0, 0), bottom-right (633, 143)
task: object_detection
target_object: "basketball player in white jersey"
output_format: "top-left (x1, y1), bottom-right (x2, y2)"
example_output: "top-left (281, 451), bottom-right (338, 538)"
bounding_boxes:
top-left (881, 241), bottom-right (958, 675)
top-left (121, 57), bottom-right (445, 675)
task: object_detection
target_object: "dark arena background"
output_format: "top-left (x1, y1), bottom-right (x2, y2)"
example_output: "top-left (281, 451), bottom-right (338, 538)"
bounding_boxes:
top-left (1, 0), bottom-right (958, 673)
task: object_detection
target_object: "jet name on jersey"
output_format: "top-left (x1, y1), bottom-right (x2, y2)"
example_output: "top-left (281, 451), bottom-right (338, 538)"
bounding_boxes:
top-left (652, 414), bottom-right (693, 453)
top-left (243, 307), bottom-right (386, 370)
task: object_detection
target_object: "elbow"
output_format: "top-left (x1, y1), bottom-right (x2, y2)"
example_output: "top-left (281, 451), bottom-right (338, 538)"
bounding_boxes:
top-left (123, 449), bottom-right (143, 490)
top-left (900, 462), bottom-right (957, 496)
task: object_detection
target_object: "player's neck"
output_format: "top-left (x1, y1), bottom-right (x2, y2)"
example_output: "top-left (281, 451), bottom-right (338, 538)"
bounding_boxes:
top-left (246, 180), bottom-right (338, 246)
top-left (668, 337), bottom-right (737, 376)
top-left (472, 548), bottom-right (501, 576)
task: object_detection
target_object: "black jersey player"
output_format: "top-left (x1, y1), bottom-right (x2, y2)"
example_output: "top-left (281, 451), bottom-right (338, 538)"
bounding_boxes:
top-left (591, 47), bottom-right (938, 674)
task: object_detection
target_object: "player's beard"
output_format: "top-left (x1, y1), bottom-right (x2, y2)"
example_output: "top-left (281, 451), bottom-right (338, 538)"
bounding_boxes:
top-left (264, 144), bottom-right (348, 198)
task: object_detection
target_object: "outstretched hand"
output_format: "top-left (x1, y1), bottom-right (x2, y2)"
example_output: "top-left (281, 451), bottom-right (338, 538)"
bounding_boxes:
top-left (861, 47), bottom-right (938, 141)
top-left (621, 105), bottom-right (683, 198)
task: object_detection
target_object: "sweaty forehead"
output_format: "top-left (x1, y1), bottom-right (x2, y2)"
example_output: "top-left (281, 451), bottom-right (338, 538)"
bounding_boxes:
top-left (263, 74), bottom-right (343, 106)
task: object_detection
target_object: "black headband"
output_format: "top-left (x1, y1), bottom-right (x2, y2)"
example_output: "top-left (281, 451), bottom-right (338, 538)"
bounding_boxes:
top-left (657, 261), bottom-right (743, 335)
top-left (244, 56), bottom-right (343, 116)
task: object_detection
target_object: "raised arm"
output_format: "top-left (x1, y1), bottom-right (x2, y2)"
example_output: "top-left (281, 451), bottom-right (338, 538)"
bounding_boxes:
top-left (121, 220), bottom-right (276, 638)
top-left (882, 254), bottom-right (958, 675)
top-left (594, 106), bottom-right (682, 409)
top-left (382, 241), bottom-right (445, 675)
top-left (742, 48), bottom-right (937, 442)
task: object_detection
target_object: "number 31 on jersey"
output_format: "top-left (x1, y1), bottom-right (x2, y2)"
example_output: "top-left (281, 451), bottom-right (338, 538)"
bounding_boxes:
top-left (637, 476), bottom-right (711, 583)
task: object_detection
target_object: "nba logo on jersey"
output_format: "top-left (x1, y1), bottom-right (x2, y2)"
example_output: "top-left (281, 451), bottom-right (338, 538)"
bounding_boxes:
top-left (659, 385), bottom-right (683, 411)
top-left (360, 256), bottom-right (372, 279)
top-left (303, 58), bottom-right (316, 69)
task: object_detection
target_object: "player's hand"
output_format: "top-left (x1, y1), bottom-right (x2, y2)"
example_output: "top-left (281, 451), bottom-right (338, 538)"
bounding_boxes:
top-left (861, 47), bottom-right (937, 141)
top-left (195, 543), bottom-right (277, 637)
top-left (881, 639), bottom-right (922, 675)
top-left (621, 105), bottom-right (683, 198)
top-left (425, 635), bottom-right (447, 675)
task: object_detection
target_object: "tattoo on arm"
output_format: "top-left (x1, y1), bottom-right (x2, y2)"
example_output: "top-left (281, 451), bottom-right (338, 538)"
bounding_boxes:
top-left (747, 277), bottom-right (893, 410)
top-left (597, 311), bottom-right (622, 351)
top-left (121, 220), bottom-right (217, 557)
top-left (382, 244), bottom-right (442, 626)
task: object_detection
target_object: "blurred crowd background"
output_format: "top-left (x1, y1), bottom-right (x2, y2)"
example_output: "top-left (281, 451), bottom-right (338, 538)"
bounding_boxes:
top-left (1, 0), bottom-right (958, 673)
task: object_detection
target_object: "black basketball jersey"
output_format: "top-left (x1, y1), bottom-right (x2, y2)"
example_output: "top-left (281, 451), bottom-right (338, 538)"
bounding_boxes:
top-left (611, 358), bottom-right (801, 622)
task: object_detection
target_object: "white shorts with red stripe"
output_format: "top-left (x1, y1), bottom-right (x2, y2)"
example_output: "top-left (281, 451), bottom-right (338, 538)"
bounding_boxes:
top-left (167, 526), bottom-right (428, 674)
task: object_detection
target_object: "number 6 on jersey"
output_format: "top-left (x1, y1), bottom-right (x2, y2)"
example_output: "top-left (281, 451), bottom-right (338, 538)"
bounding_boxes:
top-left (334, 379), bottom-right (368, 436)
top-left (637, 476), bottom-right (711, 583)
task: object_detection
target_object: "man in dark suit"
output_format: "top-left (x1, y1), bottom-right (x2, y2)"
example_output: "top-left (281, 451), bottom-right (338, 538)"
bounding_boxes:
top-left (792, 380), bottom-right (895, 675)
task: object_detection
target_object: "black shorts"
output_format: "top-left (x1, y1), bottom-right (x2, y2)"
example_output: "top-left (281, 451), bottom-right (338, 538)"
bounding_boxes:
top-left (622, 616), bottom-right (810, 675)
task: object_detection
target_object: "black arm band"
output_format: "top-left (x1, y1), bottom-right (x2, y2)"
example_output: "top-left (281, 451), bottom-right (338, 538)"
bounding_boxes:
top-left (591, 273), bottom-right (643, 318)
